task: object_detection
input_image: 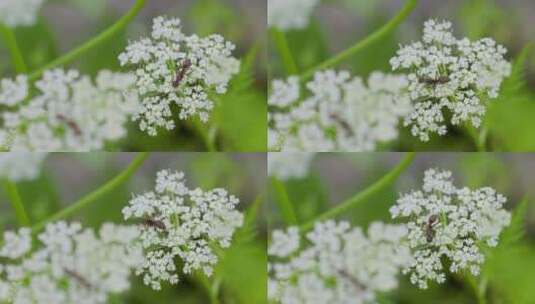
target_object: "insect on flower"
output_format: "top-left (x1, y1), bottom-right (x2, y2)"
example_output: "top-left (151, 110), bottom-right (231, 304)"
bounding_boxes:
top-left (56, 113), bottom-right (82, 136)
top-left (142, 217), bottom-right (167, 231)
top-left (64, 268), bottom-right (93, 289)
top-left (424, 214), bottom-right (439, 243)
top-left (173, 59), bottom-right (192, 88)
top-left (418, 76), bottom-right (451, 86)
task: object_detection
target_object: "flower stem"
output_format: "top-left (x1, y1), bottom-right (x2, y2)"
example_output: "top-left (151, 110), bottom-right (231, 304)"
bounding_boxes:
top-left (30, 152), bottom-right (149, 234)
top-left (2, 180), bottom-right (30, 226)
top-left (271, 177), bottom-right (298, 225)
top-left (300, 152), bottom-right (416, 232)
top-left (27, 0), bottom-right (147, 82)
top-left (466, 274), bottom-right (488, 304)
top-left (0, 23), bottom-right (28, 73)
top-left (300, 0), bottom-right (418, 80)
top-left (270, 28), bottom-right (299, 75)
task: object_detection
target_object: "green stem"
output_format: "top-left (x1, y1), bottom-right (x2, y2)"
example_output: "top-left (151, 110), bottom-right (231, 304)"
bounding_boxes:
top-left (271, 177), bottom-right (298, 225)
top-left (27, 0), bottom-right (147, 81)
top-left (2, 180), bottom-right (30, 226)
top-left (466, 124), bottom-right (487, 152)
top-left (300, 0), bottom-right (418, 80)
top-left (270, 28), bottom-right (298, 75)
top-left (300, 152), bottom-right (416, 231)
top-left (209, 277), bottom-right (222, 304)
top-left (466, 274), bottom-right (488, 304)
top-left (0, 23), bottom-right (28, 73)
top-left (30, 152), bottom-right (149, 234)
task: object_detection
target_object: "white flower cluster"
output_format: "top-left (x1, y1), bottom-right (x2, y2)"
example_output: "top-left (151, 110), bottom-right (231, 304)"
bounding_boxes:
top-left (0, 69), bottom-right (139, 151)
top-left (268, 221), bottom-right (412, 304)
top-left (269, 70), bottom-right (412, 151)
top-left (268, 0), bottom-right (320, 31)
top-left (268, 152), bottom-right (315, 180)
top-left (390, 168), bottom-right (511, 289)
top-left (0, 0), bottom-right (45, 27)
top-left (0, 222), bottom-right (143, 304)
top-left (0, 152), bottom-right (47, 181)
top-left (390, 19), bottom-right (511, 141)
top-left (122, 170), bottom-right (244, 290)
top-left (118, 16), bottom-right (240, 136)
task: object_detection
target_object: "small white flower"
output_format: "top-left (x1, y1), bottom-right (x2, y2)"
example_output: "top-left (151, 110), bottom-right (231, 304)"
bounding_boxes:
top-left (0, 69), bottom-right (139, 151)
top-left (0, 0), bottom-right (45, 27)
top-left (269, 70), bottom-right (412, 151)
top-left (0, 222), bottom-right (143, 304)
top-left (268, 0), bottom-right (320, 31)
top-left (0, 76), bottom-right (28, 107)
top-left (122, 170), bottom-right (244, 290)
top-left (119, 16), bottom-right (240, 136)
top-left (390, 168), bottom-right (511, 289)
top-left (268, 152), bottom-right (315, 181)
top-left (390, 19), bottom-right (511, 141)
top-left (268, 221), bottom-right (412, 304)
top-left (0, 152), bottom-right (47, 181)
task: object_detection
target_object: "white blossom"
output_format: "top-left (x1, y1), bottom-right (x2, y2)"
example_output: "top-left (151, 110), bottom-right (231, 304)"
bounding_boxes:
top-left (122, 170), bottom-right (244, 290)
top-left (0, 0), bottom-right (45, 27)
top-left (269, 70), bottom-right (412, 151)
top-left (0, 69), bottom-right (139, 151)
top-left (0, 222), bottom-right (143, 304)
top-left (390, 168), bottom-right (511, 289)
top-left (390, 19), bottom-right (511, 141)
top-left (118, 16), bottom-right (240, 136)
top-left (0, 152), bottom-right (47, 181)
top-left (268, 221), bottom-right (412, 304)
top-left (268, 152), bottom-right (315, 181)
top-left (268, 0), bottom-right (320, 31)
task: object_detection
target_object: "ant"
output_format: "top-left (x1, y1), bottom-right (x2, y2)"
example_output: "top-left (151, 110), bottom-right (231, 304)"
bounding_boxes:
top-left (173, 59), bottom-right (192, 88)
top-left (418, 76), bottom-right (450, 86)
top-left (64, 268), bottom-right (93, 289)
top-left (143, 217), bottom-right (167, 231)
top-left (329, 114), bottom-right (354, 137)
top-left (423, 214), bottom-right (439, 243)
top-left (57, 114), bottom-right (82, 136)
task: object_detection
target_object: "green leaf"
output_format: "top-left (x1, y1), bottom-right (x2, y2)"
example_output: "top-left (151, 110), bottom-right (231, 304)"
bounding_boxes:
top-left (270, 177), bottom-right (298, 225)
top-left (215, 45), bottom-right (267, 151)
top-left (499, 197), bottom-right (530, 247)
top-left (486, 44), bottom-right (535, 151)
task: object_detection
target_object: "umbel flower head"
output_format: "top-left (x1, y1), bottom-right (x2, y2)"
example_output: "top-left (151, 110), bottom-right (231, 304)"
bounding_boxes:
top-left (118, 16), bottom-right (240, 136)
top-left (122, 170), bottom-right (244, 290)
top-left (268, 152), bottom-right (315, 181)
top-left (390, 19), bottom-right (512, 141)
top-left (0, 152), bottom-right (47, 181)
top-left (0, 0), bottom-right (45, 27)
top-left (0, 222), bottom-right (143, 304)
top-left (0, 69), bottom-right (139, 151)
top-left (268, 221), bottom-right (412, 304)
top-left (269, 70), bottom-right (412, 151)
top-left (390, 169), bottom-right (511, 289)
top-left (268, 0), bottom-right (320, 31)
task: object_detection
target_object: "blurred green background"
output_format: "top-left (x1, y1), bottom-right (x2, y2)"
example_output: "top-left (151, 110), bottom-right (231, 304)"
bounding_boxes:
top-left (268, 152), bottom-right (535, 303)
top-left (269, 0), bottom-right (535, 151)
top-left (0, 0), bottom-right (268, 152)
top-left (0, 152), bottom-right (267, 304)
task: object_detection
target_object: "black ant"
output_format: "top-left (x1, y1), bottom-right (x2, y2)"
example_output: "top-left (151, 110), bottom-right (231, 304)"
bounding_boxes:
top-left (172, 59), bottom-right (192, 88)
top-left (423, 214), bottom-right (439, 243)
top-left (143, 217), bottom-right (167, 231)
top-left (418, 76), bottom-right (450, 86)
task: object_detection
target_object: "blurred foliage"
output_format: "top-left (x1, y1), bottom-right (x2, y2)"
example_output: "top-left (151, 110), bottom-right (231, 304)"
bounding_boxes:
top-left (0, 153), bottom-right (266, 304)
top-left (268, 153), bottom-right (535, 303)
top-left (0, 0), bottom-right (267, 152)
